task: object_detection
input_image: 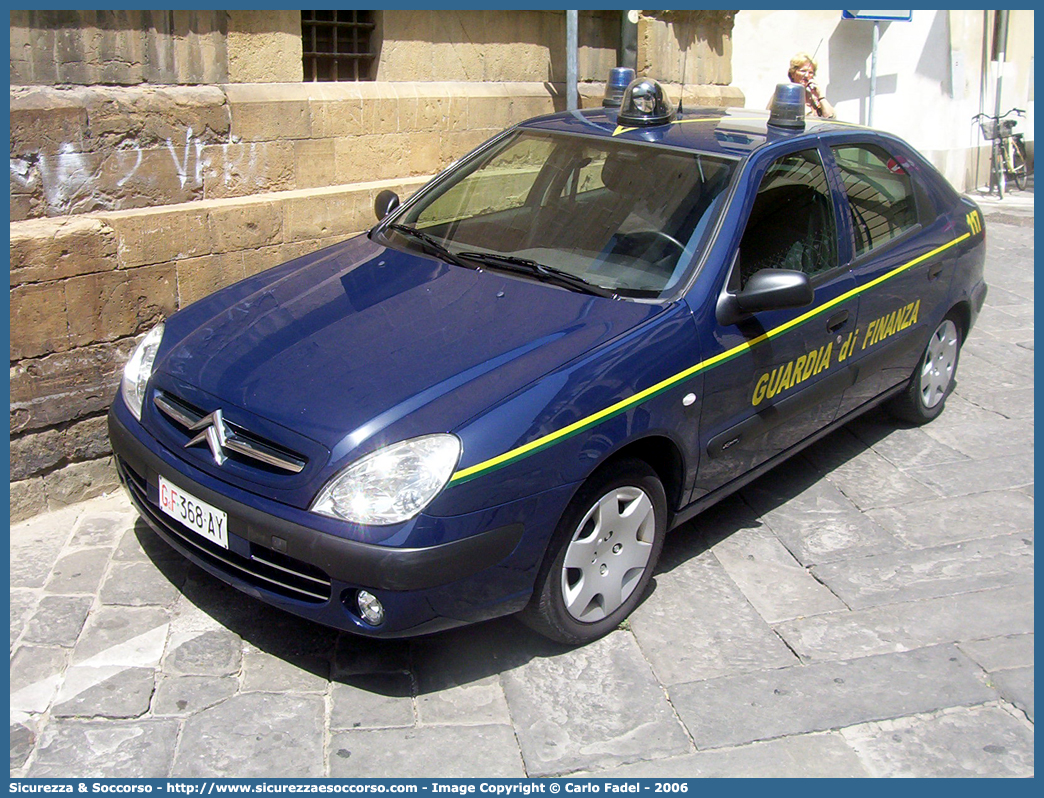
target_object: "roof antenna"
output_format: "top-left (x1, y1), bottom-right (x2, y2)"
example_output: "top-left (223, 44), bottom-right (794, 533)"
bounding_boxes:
top-left (679, 37), bottom-right (689, 114)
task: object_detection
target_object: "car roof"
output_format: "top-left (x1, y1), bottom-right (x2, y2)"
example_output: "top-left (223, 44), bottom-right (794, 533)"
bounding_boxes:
top-left (518, 105), bottom-right (865, 159)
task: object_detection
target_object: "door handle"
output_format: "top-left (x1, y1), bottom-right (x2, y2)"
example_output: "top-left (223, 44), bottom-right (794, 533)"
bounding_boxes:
top-left (927, 262), bottom-right (944, 280)
top-left (826, 310), bottom-right (849, 333)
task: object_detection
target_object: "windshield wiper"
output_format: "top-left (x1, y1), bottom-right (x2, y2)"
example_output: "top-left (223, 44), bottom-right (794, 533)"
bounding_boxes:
top-left (457, 251), bottom-right (616, 298)
top-left (385, 224), bottom-right (478, 270)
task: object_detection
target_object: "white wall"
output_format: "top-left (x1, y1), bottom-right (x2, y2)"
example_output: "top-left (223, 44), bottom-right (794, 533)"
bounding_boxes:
top-left (731, 9), bottom-right (1034, 191)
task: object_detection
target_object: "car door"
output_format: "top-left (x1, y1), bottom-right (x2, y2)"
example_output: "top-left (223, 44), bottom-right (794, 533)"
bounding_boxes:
top-left (826, 140), bottom-right (958, 416)
top-left (691, 143), bottom-right (858, 500)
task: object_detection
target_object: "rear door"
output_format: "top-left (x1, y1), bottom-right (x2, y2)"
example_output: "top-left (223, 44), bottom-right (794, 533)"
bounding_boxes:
top-left (692, 143), bottom-right (858, 500)
top-left (826, 140), bottom-right (958, 416)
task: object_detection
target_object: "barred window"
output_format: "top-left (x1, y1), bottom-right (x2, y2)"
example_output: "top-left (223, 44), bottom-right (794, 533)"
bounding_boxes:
top-left (302, 10), bottom-right (376, 81)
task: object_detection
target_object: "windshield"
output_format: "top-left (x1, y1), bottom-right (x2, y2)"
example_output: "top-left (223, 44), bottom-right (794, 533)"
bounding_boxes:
top-left (384, 130), bottom-right (737, 298)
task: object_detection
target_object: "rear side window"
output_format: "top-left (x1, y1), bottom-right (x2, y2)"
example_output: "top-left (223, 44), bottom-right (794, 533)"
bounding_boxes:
top-left (832, 144), bottom-right (921, 259)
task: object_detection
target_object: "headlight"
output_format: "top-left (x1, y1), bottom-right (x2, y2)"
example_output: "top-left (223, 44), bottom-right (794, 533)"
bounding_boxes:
top-left (311, 434), bottom-right (462, 525)
top-left (121, 323), bottom-right (165, 420)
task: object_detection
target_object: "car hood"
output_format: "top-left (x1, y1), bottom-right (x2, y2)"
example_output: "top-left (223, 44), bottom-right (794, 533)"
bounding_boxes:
top-left (157, 235), bottom-right (665, 458)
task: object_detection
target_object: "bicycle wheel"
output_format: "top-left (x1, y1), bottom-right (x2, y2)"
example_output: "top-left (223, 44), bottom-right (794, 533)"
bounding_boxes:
top-left (995, 142), bottom-right (1005, 199)
top-left (1011, 137), bottom-right (1028, 191)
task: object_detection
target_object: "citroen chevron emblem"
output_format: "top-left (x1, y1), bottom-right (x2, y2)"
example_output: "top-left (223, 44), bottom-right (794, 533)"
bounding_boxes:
top-left (185, 409), bottom-right (230, 465)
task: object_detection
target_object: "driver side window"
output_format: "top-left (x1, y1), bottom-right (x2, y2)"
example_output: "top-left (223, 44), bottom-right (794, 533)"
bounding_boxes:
top-left (738, 149), bottom-right (838, 287)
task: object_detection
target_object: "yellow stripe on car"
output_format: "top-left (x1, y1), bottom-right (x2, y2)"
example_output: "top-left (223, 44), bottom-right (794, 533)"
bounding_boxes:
top-left (448, 233), bottom-right (970, 486)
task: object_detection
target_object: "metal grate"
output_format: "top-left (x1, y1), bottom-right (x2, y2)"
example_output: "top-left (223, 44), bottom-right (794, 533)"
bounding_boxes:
top-left (153, 391), bottom-right (307, 475)
top-left (117, 456), bottom-right (332, 604)
top-left (302, 10), bottom-right (376, 81)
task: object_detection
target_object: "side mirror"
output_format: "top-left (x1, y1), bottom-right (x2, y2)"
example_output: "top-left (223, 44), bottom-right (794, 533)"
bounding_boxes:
top-left (737, 269), bottom-right (814, 313)
top-left (374, 190), bottom-right (400, 221)
top-left (716, 268), bottom-right (813, 326)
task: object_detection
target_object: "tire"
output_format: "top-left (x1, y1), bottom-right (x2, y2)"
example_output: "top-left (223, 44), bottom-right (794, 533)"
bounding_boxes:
top-left (1011, 138), bottom-right (1028, 191)
top-left (887, 314), bottom-right (962, 425)
top-left (995, 143), bottom-right (1006, 200)
top-left (520, 458), bottom-right (667, 645)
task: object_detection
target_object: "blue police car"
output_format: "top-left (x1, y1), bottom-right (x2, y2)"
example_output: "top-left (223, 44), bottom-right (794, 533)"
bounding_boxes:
top-left (109, 78), bottom-right (987, 644)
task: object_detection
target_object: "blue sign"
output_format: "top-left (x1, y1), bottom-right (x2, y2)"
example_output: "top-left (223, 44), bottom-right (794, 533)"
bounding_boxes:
top-left (842, 10), bottom-right (913, 20)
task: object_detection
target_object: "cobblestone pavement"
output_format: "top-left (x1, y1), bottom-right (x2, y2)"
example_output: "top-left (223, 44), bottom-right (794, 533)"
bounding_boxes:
top-left (10, 215), bottom-right (1033, 779)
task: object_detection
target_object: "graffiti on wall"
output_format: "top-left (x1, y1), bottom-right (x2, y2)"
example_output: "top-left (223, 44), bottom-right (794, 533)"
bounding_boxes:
top-left (11, 129), bottom-right (270, 218)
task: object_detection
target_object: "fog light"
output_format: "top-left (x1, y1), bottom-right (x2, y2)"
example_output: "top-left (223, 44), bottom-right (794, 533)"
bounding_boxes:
top-left (357, 590), bottom-right (385, 626)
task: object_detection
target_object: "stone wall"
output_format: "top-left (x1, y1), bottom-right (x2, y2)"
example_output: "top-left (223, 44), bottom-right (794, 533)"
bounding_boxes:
top-left (375, 10), bottom-right (738, 87)
top-left (637, 11), bottom-right (735, 86)
top-left (11, 10), bottom-right (738, 90)
top-left (226, 10), bottom-right (303, 84)
top-left (376, 10), bottom-right (619, 83)
top-left (10, 82), bottom-right (555, 222)
top-left (10, 10), bottom-right (229, 86)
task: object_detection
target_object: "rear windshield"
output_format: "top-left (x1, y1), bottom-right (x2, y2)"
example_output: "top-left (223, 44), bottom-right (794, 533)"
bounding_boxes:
top-left (388, 130), bottom-right (737, 298)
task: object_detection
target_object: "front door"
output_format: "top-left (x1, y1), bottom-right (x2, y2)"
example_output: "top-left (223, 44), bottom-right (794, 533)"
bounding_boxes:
top-left (693, 145), bottom-right (858, 500)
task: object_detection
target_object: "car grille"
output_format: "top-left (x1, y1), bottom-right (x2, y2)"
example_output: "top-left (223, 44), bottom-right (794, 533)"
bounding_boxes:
top-left (117, 456), bottom-right (332, 604)
top-left (153, 390), bottom-right (307, 475)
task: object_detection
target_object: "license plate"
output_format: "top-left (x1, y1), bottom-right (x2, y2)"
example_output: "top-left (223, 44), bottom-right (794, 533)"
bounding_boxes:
top-left (158, 476), bottom-right (229, 549)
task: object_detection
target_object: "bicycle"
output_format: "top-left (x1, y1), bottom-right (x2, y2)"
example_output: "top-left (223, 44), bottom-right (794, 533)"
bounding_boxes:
top-left (973, 108), bottom-right (1029, 199)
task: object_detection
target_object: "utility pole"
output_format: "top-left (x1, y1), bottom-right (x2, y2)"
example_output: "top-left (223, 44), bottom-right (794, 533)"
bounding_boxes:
top-left (992, 10), bottom-right (1009, 121)
top-left (868, 20), bottom-right (879, 126)
top-left (990, 10), bottom-right (1009, 195)
top-left (566, 10), bottom-right (578, 111)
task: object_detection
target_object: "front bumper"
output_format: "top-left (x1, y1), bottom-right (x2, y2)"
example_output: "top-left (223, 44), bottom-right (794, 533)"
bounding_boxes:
top-left (109, 400), bottom-right (572, 637)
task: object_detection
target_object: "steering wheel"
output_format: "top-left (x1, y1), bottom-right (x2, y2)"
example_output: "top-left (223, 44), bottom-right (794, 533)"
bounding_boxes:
top-left (613, 230), bottom-right (686, 258)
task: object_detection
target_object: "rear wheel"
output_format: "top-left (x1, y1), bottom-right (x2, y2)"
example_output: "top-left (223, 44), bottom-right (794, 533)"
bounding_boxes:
top-left (1011, 137), bottom-right (1028, 191)
top-left (520, 458), bottom-right (666, 645)
top-left (887, 315), bottom-right (962, 424)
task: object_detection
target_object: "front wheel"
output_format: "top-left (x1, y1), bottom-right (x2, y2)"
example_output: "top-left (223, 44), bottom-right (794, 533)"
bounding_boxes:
top-left (995, 142), bottom-right (1006, 199)
top-left (520, 458), bottom-right (666, 645)
top-left (887, 315), bottom-right (962, 425)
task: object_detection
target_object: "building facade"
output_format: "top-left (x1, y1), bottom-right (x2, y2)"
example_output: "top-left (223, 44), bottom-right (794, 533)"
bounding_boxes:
top-left (732, 9), bottom-right (1034, 189)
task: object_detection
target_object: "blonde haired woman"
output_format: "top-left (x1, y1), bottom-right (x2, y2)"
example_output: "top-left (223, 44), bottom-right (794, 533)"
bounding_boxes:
top-left (774, 52), bottom-right (836, 119)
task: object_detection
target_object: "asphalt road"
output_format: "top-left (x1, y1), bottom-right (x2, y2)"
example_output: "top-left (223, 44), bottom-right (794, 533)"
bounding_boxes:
top-left (10, 193), bottom-right (1034, 778)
